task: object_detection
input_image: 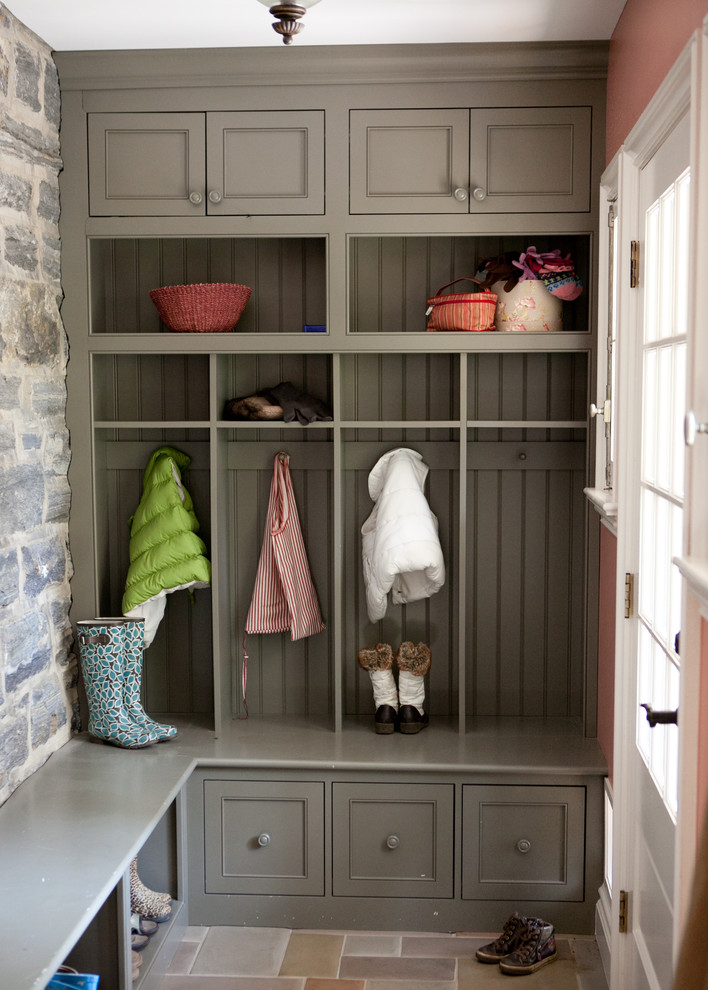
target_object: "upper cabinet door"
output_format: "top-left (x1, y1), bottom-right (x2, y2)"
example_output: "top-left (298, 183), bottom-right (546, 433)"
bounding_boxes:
top-left (468, 106), bottom-right (592, 213)
top-left (206, 111), bottom-right (325, 216)
top-left (349, 106), bottom-right (591, 214)
top-left (349, 109), bottom-right (470, 214)
top-left (88, 112), bottom-right (206, 217)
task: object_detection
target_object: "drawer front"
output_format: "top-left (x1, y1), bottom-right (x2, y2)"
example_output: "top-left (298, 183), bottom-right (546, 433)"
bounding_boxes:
top-left (332, 782), bottom-right (454, 898)
top-left (204, 779), bottom-right (324, 895)
top-left (462, 784), bottom-right (585, 901)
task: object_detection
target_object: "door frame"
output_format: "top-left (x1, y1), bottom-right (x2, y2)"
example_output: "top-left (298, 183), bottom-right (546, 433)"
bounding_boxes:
top-left (610, 31), bottom-right (701, 989)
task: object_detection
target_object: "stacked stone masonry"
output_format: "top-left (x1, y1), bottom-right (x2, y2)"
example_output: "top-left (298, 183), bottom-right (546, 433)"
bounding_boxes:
top-left (0, 5), bottom-right (76, 805)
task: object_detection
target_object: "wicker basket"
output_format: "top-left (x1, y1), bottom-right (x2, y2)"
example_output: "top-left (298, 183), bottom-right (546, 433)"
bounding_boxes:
top-left (149, 282), bottom-right (251, 333)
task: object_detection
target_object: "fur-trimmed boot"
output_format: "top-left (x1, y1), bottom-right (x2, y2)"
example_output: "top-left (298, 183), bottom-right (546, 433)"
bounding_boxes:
top-left (357, 643), bottom-right (398, 734)
top-left (396, 641), bottom-right (431, 733)
top-left (129, 857), bottom-right (172, 922)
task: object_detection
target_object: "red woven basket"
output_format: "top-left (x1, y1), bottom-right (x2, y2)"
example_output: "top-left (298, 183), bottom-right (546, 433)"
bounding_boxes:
top-left (149, 282), bottom-right (252, 333)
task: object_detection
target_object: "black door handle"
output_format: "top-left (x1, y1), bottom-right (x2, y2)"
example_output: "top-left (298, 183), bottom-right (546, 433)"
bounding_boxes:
top-left (641, 702), bottom-right (678, 727)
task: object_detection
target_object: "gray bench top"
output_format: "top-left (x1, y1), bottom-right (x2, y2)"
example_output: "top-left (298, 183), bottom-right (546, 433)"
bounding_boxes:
top-left (0, 716), bottom-right (606, 989)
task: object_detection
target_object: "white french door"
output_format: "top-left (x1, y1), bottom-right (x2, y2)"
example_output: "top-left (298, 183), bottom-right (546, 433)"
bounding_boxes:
top-left (617, 110), bottom-right (690, 990)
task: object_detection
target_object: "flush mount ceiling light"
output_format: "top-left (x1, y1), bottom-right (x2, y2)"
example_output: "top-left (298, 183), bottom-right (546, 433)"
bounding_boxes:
top-left (256, 0), bottom-right (323, 45)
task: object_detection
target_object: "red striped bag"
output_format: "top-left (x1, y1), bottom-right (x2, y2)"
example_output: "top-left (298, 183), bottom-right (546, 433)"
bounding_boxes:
top-left (426, 276), bottom-right (497, 332)
top-left (242, 451), bottom-right (325, 715)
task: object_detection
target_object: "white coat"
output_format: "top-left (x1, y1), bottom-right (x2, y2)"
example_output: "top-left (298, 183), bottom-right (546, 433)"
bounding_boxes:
top-left (361, 447), bottom-right (445, 622)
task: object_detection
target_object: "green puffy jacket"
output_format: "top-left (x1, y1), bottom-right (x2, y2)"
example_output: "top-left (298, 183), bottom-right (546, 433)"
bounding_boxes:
top-left (122, 446), bottom-right (211, 645)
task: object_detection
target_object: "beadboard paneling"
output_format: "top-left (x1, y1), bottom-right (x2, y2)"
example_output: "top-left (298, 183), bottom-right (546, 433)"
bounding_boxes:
top-left (343, 437), bottom-right (459, 718)
top-left (224, 439), bottom-right (334, 717)
top-left (340, 353), bottom-right (460, 423)
top-left (96, 434), bottom-right (213, 715)
top-left (466, 461), bottom-right (587, 717)
top-left (217, 352), bottom-right (332, 425)
top-left (348, 235), bottom-right (590, 334)
top-left (90, 237), bottom-right (327, 334)
top-left (93, 353), bottom-right (210, 422)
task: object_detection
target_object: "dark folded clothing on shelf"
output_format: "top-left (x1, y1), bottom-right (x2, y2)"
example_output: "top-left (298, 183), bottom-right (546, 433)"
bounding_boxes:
top-left (223, 381), bottom-right (333, 424)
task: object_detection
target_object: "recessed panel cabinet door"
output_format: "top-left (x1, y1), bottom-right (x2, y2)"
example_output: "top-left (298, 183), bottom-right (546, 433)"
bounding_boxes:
top-left (88, 112), bottom-right (206, 216)
top-left (468, 107), bottom-right (592, 213)
top-left (462, 784), bottom-right (586, 901)
top-left (332, 782), bottom-right (454, 897)
top-left (349, 109), bottom-right (470, 214)
top-left (204, 780), bottom-right (325, 895)
top-left (350, 107), bottom-right (591, 214)
top-left (207, 111), bottom-right (325, 215)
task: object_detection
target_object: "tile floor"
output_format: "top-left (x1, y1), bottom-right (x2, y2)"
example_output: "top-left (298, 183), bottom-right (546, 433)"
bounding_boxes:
top-left (157, 926), bottom-right (608, 989)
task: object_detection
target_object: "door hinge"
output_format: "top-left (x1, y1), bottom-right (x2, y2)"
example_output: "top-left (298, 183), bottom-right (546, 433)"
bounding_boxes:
top-left (624, 573), bottom-right (635, 619)
top-left (630, 240), bottom-right (640, 287)
top-left (619, 889), bottom-right (629, 933)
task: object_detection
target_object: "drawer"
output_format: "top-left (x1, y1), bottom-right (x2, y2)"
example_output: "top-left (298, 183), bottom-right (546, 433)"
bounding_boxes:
top-left (332, 782), bottom-right (454, 898)
top-left (203, 779), bottom-right (324, 895)
top-left (462, 784), bottom-right (585, 901)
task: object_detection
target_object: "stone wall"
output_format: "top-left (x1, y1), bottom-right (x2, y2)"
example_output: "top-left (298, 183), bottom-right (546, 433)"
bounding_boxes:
top-left (0, 5), bottom-right (77, 805)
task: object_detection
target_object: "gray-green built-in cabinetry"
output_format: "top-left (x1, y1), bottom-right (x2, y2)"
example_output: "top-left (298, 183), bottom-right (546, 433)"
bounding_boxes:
top-left (56, 40), bottom-right (608, 953)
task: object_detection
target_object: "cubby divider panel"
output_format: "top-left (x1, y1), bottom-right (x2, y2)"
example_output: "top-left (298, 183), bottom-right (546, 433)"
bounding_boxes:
top-left (342, 432), bottom-right (459, 720)
top-left (89, 237), bottom-right (327, 334)
top-left (348, 235), bottom-right (590, 334)
top-left (93, 431), bottom-right (213, 718)
top-left (223, 434), bottom-right (334, 718)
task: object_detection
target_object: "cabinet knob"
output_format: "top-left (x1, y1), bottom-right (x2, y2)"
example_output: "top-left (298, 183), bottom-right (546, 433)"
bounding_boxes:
top-left (386, 834), bottom-right (400, 849)
top-left (208, 190), bottom-right (223, 204)
top-left (516, 838), bottom-right (532, 854)
top-left (472, 186), bottom-right (487, 202)
top-left (257, 832), bottom-right (271, 846)
top-left (453, 187), bottom-right (468, 202)
top-left (188, 190), bottom-right (203, 205)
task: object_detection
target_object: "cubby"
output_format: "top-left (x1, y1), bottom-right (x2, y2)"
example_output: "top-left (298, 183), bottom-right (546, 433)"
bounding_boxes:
top-left (348, 234), bottom-right (591, 335)
top-left (89, 237), bottom-right (327, 335)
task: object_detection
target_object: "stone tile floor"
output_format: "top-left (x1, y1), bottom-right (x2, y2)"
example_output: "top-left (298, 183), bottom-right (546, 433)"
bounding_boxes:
top-left (156, 926), bottom-right (608, 989)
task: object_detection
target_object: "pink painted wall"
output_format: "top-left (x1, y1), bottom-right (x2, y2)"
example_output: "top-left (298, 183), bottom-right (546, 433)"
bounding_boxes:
top-left (606, 0), bottom-right (708, 163)
top-left (699, 621), bottom-right (708, 827)
top-left (597, 525), bottom-right (617, 784)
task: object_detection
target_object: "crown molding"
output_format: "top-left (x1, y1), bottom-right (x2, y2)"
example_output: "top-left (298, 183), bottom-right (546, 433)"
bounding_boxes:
top-left (54, 40), bottom-right (609, 92)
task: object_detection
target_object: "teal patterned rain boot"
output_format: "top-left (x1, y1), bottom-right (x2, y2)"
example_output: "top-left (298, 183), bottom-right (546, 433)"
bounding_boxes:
top-left (77, 620), bottom-right (157, 749)
top-left (122, 619), bottom-right (177, 741)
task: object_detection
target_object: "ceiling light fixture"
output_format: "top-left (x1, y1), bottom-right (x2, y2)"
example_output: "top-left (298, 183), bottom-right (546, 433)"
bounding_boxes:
top-left (256, 0), bottom-right (323, 45)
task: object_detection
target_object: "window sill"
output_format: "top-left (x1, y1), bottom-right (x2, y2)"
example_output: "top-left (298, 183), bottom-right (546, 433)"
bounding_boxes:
top-left (674, 555), bottom-right (708, 616)
top-left (584, 487), bottom-right (618, 535)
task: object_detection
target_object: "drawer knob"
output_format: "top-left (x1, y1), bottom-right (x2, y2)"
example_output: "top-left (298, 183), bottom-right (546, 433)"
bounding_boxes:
top-left (386, 834), bottom-right (400, 849)
top-left (188, 190), bottom-right (203, 205)
top-left (453, 187), bottom-right (468, 202)
top-left (516, 838), bottom-right (532, 854)
top-left (257, 832), bottom-right (271, 847)
top-left (472, 186), bottom-right (487, 202)
top-left (208, 189), bottom-right (223, 204)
